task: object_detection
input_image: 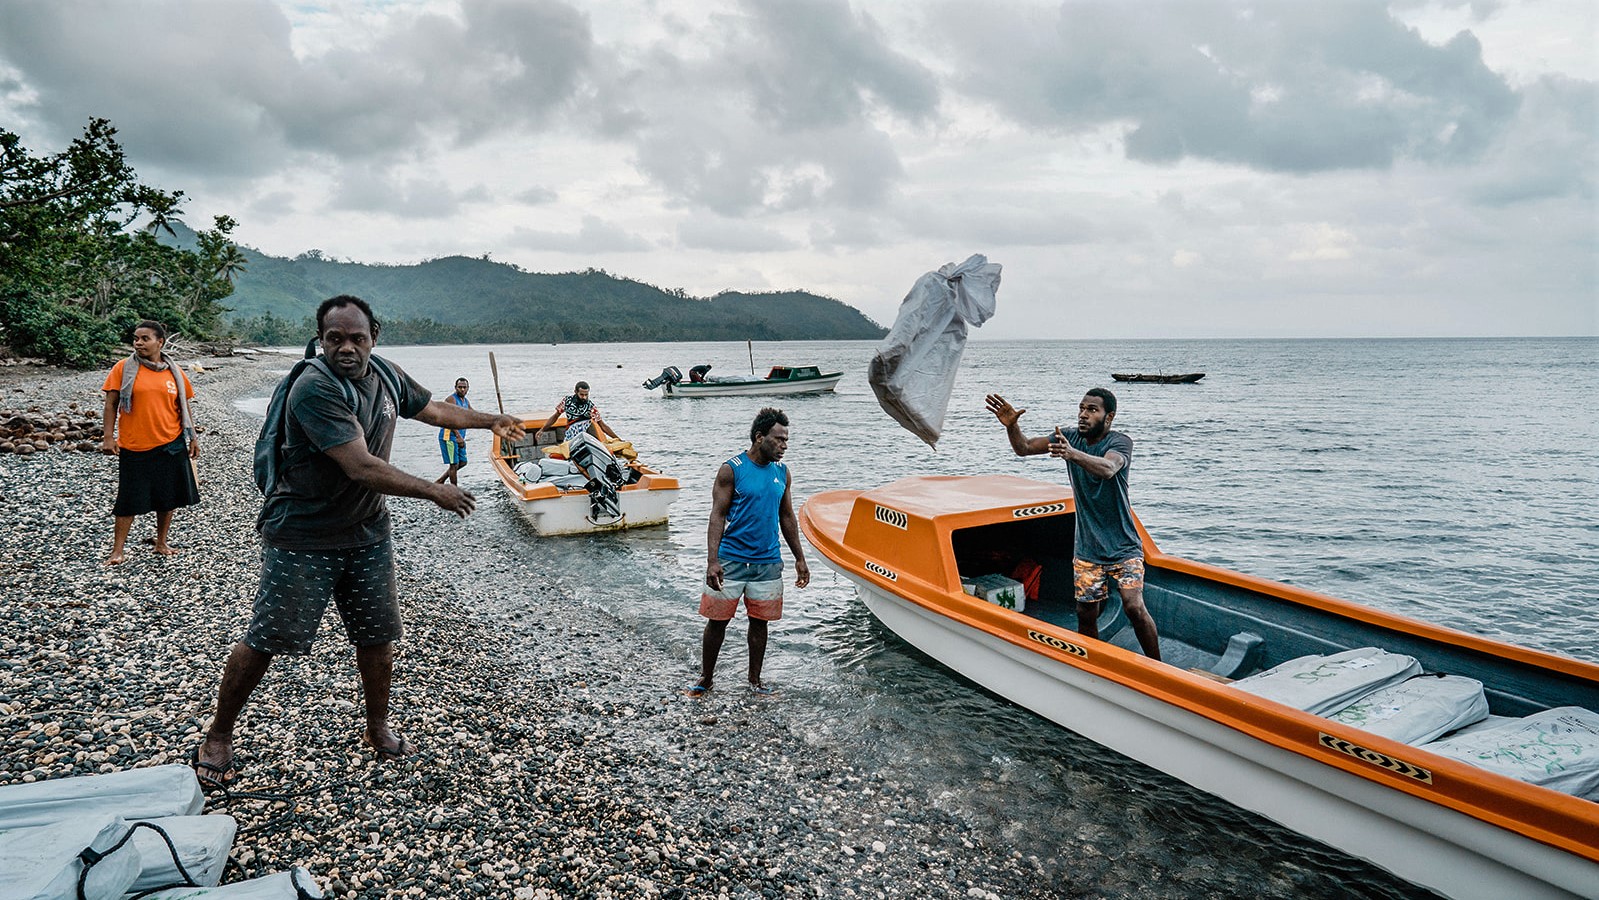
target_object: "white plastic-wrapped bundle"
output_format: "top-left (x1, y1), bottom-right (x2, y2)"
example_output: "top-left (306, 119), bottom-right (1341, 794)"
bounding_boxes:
top-left (869, 254), bottom-right (1001, 447)
top-left (0, 764), bottom-right (204, 831)
top-left (137, 867), bottom-right (325, 899)
top-left (0, 814), bottom-right (141, 900)
top-left (1325, 674), bottom-right (1490, 745)
top-left (1422, 706), bottom-right (1599, 799)
top-left (1230, 648), bottom-right (1423, 716)
top-left (129, 814), bottom-right (238, 891)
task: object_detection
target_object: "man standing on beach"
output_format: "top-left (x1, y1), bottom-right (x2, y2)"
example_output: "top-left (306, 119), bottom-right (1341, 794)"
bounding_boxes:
top-left (194, 296), bottom-right (524, 785)
top-left (985, 389), bottom-right (1161, 660)
top-left (690, 407), bottom-right (810, 697)
top-left (435, 377), bottom-right (471, 485)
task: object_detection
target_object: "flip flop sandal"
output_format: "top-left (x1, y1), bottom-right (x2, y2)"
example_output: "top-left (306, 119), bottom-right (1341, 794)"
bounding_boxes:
top-left (748, 683), bottom-right (776, 697)
top-left (362, 733), bottom-right (416, 761)
top-left (683, 684), bottom-right (710, 697)
top-left (189, 747), bottom-right (237, 790)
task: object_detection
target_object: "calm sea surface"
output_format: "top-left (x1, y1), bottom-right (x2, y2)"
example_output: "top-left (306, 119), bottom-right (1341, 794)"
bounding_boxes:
top-left (269, 337), bottom-right (1599, 896)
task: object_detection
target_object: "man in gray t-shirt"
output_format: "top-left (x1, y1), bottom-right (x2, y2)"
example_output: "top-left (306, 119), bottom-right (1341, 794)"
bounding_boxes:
top-left (192, 296), bottom-right (526, 788)
top-left (986, 388), bottom-right (1162, 660)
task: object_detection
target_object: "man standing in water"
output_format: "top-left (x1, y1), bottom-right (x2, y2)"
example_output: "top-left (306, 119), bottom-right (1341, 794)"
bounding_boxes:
top-left (193, 296), bottom-right (524, 786)
top-left (985, 389), bottom-right (1161, 660)
top-left (435, 377), bottom-right (471, 485)
top-left (690, 407), bottom-right (810, 696)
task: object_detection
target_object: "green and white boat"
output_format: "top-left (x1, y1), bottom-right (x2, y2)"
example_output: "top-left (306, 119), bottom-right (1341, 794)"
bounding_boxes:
top-left (642, 364), bottom-right (842, 398)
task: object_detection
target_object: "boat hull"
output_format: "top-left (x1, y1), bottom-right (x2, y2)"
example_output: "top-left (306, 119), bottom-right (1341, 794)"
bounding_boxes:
top-left (660, 374), bottom-right (842, 397)
top-left (836, 567), bottom-right (1597, 900)
top-left (505, 484), bottom-right (678, 536)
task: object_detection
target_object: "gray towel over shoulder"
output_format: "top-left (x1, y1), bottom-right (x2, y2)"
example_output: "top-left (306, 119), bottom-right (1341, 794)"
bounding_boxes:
top-left (869, 254), bottom-right (1001, 447)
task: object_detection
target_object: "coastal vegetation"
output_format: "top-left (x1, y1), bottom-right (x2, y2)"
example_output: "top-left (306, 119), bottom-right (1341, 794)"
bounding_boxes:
top-left (225, 251), bottom-right (887, 346)
top-left (0, 118), bottom-right (242, 367)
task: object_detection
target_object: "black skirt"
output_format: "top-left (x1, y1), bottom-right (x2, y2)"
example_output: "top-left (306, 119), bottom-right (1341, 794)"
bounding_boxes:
top-left (114, 437), bottom-right (200, 516)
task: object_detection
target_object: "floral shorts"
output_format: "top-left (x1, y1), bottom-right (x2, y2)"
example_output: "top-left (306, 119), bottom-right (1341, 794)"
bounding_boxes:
top-left (1072, 556), bottom-right (1144, 606)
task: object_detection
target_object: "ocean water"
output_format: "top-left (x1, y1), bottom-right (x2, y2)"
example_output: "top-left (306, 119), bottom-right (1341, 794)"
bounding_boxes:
top-left (320, 337), bottom-right (1594, 896)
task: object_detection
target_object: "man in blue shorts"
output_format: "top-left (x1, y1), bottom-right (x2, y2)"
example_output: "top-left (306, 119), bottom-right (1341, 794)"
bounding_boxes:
top-left (986, 388), bottom-right (1161, 660)
top-left (689, 407), bottom-right (811, 696)
top-left (435, 377), bottom-right (471, 485)
top-left (192, 296), bottom-right (524, 787)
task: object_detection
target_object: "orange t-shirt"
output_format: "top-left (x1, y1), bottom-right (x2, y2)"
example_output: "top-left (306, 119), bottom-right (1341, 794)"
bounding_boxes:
top-left (102, 359), bottom-right (194, 451)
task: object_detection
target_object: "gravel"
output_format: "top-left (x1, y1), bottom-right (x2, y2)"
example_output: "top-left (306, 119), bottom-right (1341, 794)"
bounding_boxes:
top-left (0, 357), bottom-right (1079, 899)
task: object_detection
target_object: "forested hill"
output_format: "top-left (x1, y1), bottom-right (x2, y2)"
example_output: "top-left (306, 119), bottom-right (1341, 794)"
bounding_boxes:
top-left (209, 233), bottom-right (887, 345)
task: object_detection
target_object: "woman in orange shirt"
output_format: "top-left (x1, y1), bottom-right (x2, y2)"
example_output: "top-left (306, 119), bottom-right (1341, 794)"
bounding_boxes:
top-left (100, 320), bottom-right (201, 564)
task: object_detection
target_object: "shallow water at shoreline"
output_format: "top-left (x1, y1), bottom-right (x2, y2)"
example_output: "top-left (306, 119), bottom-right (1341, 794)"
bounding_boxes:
top-left (249, 336), bottom-right (1597, 896)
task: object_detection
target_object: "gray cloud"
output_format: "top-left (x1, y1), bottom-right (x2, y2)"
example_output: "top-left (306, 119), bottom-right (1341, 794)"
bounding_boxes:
top-left (946, 0), bottom-right (1520, 173)
top-left (330, 167), bottom-right (486, 219)
top-left (677, 215), bottom-right (798, 252)
top-left (508, 215), bottom-right (654, 252)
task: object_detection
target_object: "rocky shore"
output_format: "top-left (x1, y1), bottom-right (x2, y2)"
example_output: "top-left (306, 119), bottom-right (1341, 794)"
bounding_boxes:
top-left (0, 357), bottom-right (1071, 899)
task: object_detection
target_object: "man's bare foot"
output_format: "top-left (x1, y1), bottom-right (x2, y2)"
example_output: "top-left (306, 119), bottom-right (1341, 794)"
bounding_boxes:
top-left (103, 551), bottom-right (126, 566)
top-left (152, 543), bottom-right (179, 556)
top-left (192, 737), bottom-right (237, 789)
top-left (362, 728), bottom-right (417, 761)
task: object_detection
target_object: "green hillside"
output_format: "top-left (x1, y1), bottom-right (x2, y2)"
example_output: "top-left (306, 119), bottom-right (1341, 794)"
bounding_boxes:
top-left (210, 233), bottom-right (886, 344)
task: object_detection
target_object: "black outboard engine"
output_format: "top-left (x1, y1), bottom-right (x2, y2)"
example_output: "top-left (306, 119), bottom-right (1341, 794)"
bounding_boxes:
top-left (642, 366), bottom-right (682, 390)
top-left (688, 364), bottom-right (712, 383)
top-left (567, 431), bottom-right (624, 523)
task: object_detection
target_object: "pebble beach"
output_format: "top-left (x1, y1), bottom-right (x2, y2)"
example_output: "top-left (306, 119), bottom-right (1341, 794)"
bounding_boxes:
top-left (0, 356), bottom-right (1100, 900)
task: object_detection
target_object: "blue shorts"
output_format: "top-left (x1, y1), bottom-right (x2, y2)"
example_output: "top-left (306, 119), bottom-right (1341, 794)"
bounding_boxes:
top-left (439, 434), bottom-right (467, 465)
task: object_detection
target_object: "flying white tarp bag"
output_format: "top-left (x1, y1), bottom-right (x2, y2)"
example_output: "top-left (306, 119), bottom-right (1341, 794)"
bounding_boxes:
top-left (0, 814), bottom-right (142, 900)
top-left (869, 254), bottom-right (1001, 447)
top-left (129, 814), bottom-right (239, 891)
top-left (137, 866), bottom-right (326, 899)
top-left (1422, 706), bottom-right (1599, 799)
top-left (1325, 674), bottom-right (1491, 745)
top-left (0, 765), bottom-right (204, 831)
top-left (1230, 648), bottom-right (1423, 716)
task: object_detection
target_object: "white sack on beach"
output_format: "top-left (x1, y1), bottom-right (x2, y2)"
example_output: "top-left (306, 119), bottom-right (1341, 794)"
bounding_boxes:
top-left (869, 254), bottom-right (1001, 447)
top-left (136, 866), bottom-right (325, 899)
top-left (0, 764), bottom-right (204, 830)
top-left (0, 814), bottom-right (142, 900)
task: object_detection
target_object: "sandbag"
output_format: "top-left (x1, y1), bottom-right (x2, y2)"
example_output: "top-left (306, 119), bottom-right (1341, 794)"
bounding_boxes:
top-left (1422, 706), bottom-right (1599, 799)
top-left (138, 867), bottom-right (325, 899)
top-left (869, 254), bottom-right (1001, 447)
top-left (0, 814), bottom-right (142, 900)
top-left (129, 814), bottom-right (238, 891)
top-left (1325, 674), bottom-right (1490, 745)
top-left (1230, 648), bottom-right (1422, 716)
top-left (0, 764), bottom-right (204, 830)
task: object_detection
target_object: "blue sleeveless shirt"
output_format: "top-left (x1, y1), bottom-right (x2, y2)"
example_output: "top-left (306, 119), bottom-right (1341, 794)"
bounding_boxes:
top-left (719, 452), bottom-right (787, 564)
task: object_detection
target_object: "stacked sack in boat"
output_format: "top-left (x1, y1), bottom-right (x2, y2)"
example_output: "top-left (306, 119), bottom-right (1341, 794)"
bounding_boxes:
top-left (0, 764), bottom-right (324, 899)
top-left (1229, 647), bottom-right (1599, 800)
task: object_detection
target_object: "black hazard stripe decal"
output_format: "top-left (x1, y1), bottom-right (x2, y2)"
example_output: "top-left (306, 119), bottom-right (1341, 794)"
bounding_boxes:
top-left (864, 561), bottom-right (898, 581)
top-left (1013, 503), bottom-right (1066, 518)
top-left (1027, 629), bottom-right (1087, 658)
top-left (874, 505), bottom-right (909, 529)
top-left (1318, 733), bottom-right (1434, 784)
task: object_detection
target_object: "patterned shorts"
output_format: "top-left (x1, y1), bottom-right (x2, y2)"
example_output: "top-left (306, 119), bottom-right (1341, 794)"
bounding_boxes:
top-left (1072, 556), bottom-right (1145, 606)
top-left (700, 560), bottom-right (784, 622)
top-left (243, 539), bottom-right (402, 655)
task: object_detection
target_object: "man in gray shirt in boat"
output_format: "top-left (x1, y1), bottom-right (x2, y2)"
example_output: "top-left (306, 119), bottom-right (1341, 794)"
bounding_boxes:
top-left (986, 388), bottom-right (1161, 660)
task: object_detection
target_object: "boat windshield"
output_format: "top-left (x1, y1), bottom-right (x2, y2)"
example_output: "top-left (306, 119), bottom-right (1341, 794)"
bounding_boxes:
top-left (767, 367), bottom-right (791, 379)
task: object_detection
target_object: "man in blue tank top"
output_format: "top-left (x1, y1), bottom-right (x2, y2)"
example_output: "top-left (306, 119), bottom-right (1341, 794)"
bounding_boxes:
top-left (986, 388), bottom-right (1161, 660)
top-left (689, 407), bottom-right (811, 696)
top-left (435, 377), bottom-right (471, 485)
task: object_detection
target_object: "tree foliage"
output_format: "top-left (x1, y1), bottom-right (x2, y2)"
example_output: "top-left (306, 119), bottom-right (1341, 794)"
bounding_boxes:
top-left (0, 118), bottom-right (241, 366)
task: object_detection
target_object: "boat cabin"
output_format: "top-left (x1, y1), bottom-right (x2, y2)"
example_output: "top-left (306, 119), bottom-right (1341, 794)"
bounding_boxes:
top-left (766, 365), bottom-right (823, 381)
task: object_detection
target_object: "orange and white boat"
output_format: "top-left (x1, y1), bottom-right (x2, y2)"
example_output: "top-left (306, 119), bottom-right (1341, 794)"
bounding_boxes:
top-left (799, 475), bottom-right (1599, 900)
top-left (489, 415), bottom-right (679, 536)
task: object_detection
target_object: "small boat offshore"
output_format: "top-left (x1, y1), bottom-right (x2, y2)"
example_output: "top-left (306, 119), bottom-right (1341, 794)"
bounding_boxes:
top-left (641, 364), bottom-right (842, 397)
top-left (798, 475), bottom-right (1599, 900)
top-left (1110, 372), bottom-right (1205, 383)
top-left (489, 415), bottom-right (679, 536)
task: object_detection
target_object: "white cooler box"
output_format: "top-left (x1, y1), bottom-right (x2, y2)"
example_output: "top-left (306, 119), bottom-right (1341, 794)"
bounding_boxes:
top-left (964, 573), bottom-right (1025, 612)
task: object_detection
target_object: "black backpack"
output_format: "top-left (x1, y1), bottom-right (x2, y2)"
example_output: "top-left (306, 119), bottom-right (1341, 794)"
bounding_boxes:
top-left (253, 339), bottom-right (403, 495)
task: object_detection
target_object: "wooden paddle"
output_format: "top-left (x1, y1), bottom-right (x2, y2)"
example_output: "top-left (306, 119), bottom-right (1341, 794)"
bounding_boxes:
top-left (489, 351), bottom-right (506, 415)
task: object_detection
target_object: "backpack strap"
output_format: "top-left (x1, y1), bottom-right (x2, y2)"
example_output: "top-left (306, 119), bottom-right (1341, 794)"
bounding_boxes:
top-left (368, 355), bottom-right (404, 413)
top-left (306, 356), bottom-right (360, 414)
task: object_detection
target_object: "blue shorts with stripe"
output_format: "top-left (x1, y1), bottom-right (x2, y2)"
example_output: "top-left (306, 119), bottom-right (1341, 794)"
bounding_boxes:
top-left (439, 434), bottom-right (467, 465)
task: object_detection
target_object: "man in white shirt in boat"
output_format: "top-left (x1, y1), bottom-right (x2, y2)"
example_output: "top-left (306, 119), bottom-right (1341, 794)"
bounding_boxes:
top-left (689, 407), bottom-right (811, 697)
top-left (985, 389), bottom-right (1162, 661)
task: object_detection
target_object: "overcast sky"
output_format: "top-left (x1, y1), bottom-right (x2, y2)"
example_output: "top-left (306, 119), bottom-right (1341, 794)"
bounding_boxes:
top-left (2, 0), bottom-right (1594, 338)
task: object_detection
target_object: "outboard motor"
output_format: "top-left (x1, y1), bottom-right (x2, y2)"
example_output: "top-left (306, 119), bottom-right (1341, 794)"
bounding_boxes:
top-left (688, 364), bottom-right (712, 383)
top-left (642, 366), bottom-right (682, 390)
top-left (567, 431), bottom-right (624, 523)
